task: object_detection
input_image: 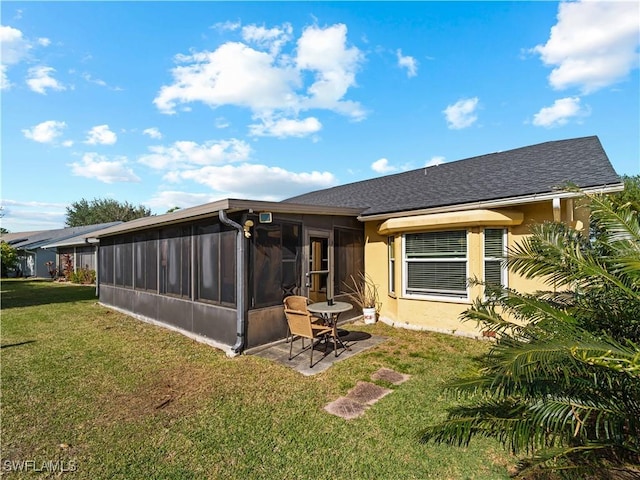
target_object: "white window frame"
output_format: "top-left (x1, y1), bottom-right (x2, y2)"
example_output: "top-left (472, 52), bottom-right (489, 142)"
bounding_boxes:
top-left (483, 228), bottom-right (508, 290)
top-left (402, 229), bottom-right (470, 303)
top-left (388, 236), bottom-right (396, 295)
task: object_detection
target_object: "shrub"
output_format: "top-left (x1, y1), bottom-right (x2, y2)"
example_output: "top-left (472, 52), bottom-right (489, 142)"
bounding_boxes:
top-left (1, 242), bottom-right (19, 277)
top-left (70, 267), bottom-right (96, 285)
top-left (422, 194), bottom-right (640, 478)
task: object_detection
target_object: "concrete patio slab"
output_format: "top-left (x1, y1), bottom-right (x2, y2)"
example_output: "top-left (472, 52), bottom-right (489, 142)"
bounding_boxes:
top-left (249, 329), bottom-right (386, 376)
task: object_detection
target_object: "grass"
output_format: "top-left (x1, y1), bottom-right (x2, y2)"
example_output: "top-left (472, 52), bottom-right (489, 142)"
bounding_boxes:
top-left (1, 279), bottom-right (515, 479)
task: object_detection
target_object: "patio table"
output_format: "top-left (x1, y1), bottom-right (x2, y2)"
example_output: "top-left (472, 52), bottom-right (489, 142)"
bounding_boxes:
top-left (307, 301), bottom-right (353, 352)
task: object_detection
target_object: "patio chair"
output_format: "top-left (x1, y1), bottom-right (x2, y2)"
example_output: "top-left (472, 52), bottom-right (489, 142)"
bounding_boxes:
top-left (283, 296), bottom-right (323, 343)
top-left (283, 306), bottom-right (333, 368)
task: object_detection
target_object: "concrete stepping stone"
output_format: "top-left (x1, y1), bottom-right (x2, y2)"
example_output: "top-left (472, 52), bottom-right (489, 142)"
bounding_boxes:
top-left (324, 369), bottom-right (408, 419)
top-left (324, 397), bottom-right (368, 420)
top-left (345, 381), bottom-right (392, 405)
top-left (370, 367), bottom-right (411, 385)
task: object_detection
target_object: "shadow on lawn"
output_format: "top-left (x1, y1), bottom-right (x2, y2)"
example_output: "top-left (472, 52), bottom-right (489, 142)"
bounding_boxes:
top-left (0, 340), bottom-right (36, 349)
top-left (1, 279), bottom-right (97, 309)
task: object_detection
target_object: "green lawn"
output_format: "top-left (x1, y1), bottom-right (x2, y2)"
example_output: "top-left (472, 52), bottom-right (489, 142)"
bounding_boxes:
top-left (1, 279), bottom-right (514, 479)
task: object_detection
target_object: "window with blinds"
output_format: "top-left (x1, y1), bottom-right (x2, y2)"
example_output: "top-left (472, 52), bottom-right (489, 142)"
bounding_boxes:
top-left (404, 230), bottom-right (468, 297)
top-left (484, 228), bottom-right (507, 287)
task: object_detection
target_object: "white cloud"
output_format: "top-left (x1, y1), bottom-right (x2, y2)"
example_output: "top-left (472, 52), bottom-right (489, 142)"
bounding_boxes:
top-left (143, 127), bottom-right (163, 139)
top-left (1, 65), bottom-right (11, 90)
top-left (85, 124), bottom-right (117, 145)
top-left (81, 72), bottom-right (123, 91)
top-left (154, 42), bottom-right (299, 114)
top-left (139, 138), bottom-right (251, 170)
top-left (22, 120), bottom-right (67, 143)
top-left (154, 23), bottom-right (364, 121)
top-left (425, 156), bottom-right (445, 167)
top-left (69, 152), bottom-right (140, 183)
top-left (249, 116), bottom-right (322, 138)
top-left (1, 25), bottom-right (55, 91)
top-left (26, 66), bottom-right (65, 94)
top-left (0, 25), bottom-right (31, 65)
top-left (0, 199), bottom-right (68, 232)
top-left (211, 20), bottom-right (241, 33)
top-left (62, 140), bottom-right (74, 147)
top-left (532, 96), bottom-right (589, 128)
top-left (82, 72), bottom-right (107, 87)
top-left (532, 0), bottom-right (640, 94)
top-left (242, 23), bottom-right (292, 55)
top-left (396, 49), bottom-right (418, 77)
top-left (146, 191), bottom-right (219, 211)
top-left (2, 199), bottom-right (68, 210)
top-left (215, 117), bottom-right (230, 129)
top-left (443, 97), bottom-right (479, 129)
top-left (296, 24), bottom-right (365, 118)
top-left (371, 158), bottom-right (397, 174)
top-left (165, 163), bottom-right (336, 200)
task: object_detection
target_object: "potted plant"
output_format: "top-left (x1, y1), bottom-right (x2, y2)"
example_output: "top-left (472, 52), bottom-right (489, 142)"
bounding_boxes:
top-left (345, 272), bottom-right (381, 324)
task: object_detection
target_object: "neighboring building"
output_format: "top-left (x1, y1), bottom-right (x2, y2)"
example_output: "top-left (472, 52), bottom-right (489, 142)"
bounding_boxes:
top-left (94, 136), bottom-right (622, 354)
top-left (1, 229), bottom-right (52, 278)
top-left (1, 223), bottom-right (121, 278)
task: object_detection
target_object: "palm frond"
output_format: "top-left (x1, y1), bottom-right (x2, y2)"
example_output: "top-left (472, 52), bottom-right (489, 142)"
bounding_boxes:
top-left (424, 187), bottom-right (640, 475)
top-left (590, 194), bottom-right (640, 245)
top-left (507, 222), bottom-right (589, 287)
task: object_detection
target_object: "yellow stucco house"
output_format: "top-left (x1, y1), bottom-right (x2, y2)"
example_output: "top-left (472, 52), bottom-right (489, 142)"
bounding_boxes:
top-left (285, 135), bottom-right (623, 338)
top-left (94, 135), bottom-right (622, 354)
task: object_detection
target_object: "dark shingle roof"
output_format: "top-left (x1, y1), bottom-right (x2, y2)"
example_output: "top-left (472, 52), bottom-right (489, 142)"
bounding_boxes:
top-left (1, 222), bottom-right (122, 249)
top-left (284, 136), bottom-right (621, 217)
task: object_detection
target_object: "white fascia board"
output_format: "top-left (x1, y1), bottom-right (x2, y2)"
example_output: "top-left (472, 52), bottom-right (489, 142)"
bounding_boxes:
top-left (358, 183), bottom-right (625, 222)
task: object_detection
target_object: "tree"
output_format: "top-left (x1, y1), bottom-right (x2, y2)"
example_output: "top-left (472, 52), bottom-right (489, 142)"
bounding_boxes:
top-left (1, 242), bottom-right (19, 277)
top-left (65, 198), bottom-right (152, 227)
top-left (611, 175), bottom-right (640, 211)
top-left (422, 194), bottom-right (640, 478)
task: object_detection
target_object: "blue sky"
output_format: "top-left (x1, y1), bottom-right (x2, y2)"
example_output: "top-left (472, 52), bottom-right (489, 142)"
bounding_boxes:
top-left (2, 1), bottom-right (639, 232)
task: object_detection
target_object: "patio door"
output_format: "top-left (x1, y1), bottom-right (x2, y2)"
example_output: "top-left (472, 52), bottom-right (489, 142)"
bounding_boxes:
top-left (304, 229), bottom-right (333, 303)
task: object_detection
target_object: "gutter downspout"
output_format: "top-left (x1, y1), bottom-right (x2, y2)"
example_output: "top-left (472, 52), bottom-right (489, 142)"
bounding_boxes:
top-left (95, 244), bottom-right (100, 297)
top-left (219, 209), bottom-right (246, 355)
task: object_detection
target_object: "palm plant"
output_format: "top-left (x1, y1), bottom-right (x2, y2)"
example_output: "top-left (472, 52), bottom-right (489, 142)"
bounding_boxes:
top-left (422, 194), bottom-right (640, 478)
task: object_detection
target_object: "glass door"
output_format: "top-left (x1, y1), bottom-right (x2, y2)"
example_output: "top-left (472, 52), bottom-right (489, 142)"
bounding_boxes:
top-left (304, 229), bottom-right (332, 303)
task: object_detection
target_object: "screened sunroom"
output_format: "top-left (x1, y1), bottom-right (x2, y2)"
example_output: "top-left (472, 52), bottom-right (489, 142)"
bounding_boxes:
top-left (94, 199), bottom-right (364, 355)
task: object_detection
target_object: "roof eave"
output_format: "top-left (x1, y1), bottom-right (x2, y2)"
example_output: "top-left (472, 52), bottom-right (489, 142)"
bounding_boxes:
top-left (358, 183), bottom-right (625, 222)
top-left (93, 198), bottom-right (364, 238)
